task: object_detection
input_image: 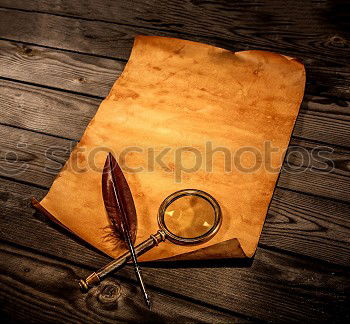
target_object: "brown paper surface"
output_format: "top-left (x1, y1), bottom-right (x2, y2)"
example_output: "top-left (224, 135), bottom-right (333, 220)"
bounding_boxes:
top-left (35, 36), bottom-right (305, 261)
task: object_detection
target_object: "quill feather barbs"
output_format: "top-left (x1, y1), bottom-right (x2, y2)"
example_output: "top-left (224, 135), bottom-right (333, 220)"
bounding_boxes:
top-left (102, 153), bottom-right (151, 308)
top-left (102, 153), bottom-right (137, 247)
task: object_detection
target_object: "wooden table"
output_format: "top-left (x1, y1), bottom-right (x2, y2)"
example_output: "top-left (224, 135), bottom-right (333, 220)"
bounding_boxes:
top-left (0, 1), bottom-right (349, 322)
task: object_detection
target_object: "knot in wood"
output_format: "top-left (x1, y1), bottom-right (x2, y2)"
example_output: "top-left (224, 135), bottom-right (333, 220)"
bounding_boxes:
top-left (328, 35), bottom-right (348, 48)
top-left (20, 46), bottom-right (34, 56)
top-left (97, 283), bottom-right (121, 304)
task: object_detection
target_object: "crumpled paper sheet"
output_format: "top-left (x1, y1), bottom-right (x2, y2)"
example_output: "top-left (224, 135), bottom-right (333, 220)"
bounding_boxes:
top-left (33, 36), bottom-right (305, 261)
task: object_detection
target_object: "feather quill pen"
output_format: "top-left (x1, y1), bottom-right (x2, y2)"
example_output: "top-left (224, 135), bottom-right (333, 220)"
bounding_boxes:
top-left (102, 152), bottom-right (151, 308)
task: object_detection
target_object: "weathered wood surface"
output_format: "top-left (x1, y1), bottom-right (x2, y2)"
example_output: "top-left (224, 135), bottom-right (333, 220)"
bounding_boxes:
top-left (0, 242), bottom-right (242, 323)
top-left (0, 6), bottom-right (349, 99)
top-left (0, 40), bottom-right (122, 98)
top-left (1, 38), bottom-right (350, 105)
top-left (0, 0), bottom-right (349, 322)
top-left (0, 178), bottom-right (348, 322)
top-left (0, 1), bottom-right (349, 64)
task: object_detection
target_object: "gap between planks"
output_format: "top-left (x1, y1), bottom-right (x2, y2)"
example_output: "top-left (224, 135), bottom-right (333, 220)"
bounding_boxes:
top-left (0, 3), bottom-right (349, 66)
top-left (0, 240), bottom-right (251, 323)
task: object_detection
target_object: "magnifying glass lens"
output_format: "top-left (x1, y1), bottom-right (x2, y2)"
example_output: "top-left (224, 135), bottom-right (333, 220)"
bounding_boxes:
top-left (80, 189), bottom-right (222, 292)
top-left (163, 195), bottom-right (216, 239)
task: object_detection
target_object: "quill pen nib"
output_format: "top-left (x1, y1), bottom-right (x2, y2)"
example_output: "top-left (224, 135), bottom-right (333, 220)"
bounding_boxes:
top-left (134, 262), bottom-right (151, 309)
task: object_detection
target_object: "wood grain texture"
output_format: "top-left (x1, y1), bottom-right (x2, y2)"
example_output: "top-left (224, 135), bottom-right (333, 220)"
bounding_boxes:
top-left (0, 178), bottom-right (349, 322)
top-left (1, 0), bottom-right (349, 64)
top-left (0, 79), bottom-right (100, 140)
top-left (0, 243), bottom-right (242, 323)
top-left (262, 188), bottom-right (350, 266)
top-left (0, 123), bottom-right (72, 188)
top-left (0, 8), bottom-right (136, 59)
top-left (0, 7), bottom-right (349, 100)
top-left (0, 40), bottom-right (122, 98)
top-left (1, 38), bottom-right (350, 106)
top-left (0, 1), bottom-right (349, 321)
top-left (280, 137), bottom-right (350, 202)
top-left (296, 95), bottom-right (350, 148)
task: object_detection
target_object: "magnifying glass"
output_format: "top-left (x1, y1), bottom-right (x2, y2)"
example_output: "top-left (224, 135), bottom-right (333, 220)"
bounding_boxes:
top-left (79, 189), bottom-right (222, 292)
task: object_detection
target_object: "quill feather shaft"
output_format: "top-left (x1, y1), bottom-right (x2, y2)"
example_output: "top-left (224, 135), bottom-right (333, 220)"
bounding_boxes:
top-left (104, 153), bottom-right (151, 309)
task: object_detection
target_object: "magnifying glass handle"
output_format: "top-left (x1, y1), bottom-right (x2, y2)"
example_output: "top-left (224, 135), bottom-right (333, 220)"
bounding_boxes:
top-left (79, 230), bottom-right (166, 292)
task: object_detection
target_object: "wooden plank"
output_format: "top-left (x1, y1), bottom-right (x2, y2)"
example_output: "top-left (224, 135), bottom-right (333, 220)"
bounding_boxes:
top-left (0, 122), bottom-right (349, 202)
top-left (295, 95), bottom-right (350, 148)
top-left (0, 8), bottom-right (136, 59)
top-left (0, 123), bottom-right (71, 188)
top-left (1, 1), bottom-right (349, 65)
top-left (0, 79), bottom-right (100, 140)
top-left (1, 38), bottom-right (350, 107)
top-left (0, 243), bottom-right (243, 323)
top-left (0, 2), bottom-right (348, 321)
top-left (1, 72), bottom-right (350, 149)
top-left (261, 188), bottom-right (350, 266)
top-left (279, 137), bottom-right (350, 202)
top-left (0, 40), bottom-right (122, 98)
top-left (0, 8), bottom-right (349, 100)
top-left (0, 178), bottom-right (348, 322)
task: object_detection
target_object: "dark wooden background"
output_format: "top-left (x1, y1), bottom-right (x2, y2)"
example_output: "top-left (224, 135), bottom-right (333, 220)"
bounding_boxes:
top-left (0, 0), bottom-right (349, 322)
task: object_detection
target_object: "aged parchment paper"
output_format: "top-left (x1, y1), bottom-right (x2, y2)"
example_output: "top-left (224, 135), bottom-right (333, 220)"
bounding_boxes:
top-left (33, 36), bottom-right (305, 261)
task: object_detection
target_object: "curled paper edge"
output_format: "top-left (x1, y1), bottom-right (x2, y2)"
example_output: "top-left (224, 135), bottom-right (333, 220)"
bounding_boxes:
top-left (31, 197), bottom-right (248, 260)
top-left (159, 238), bottom-right (247, 261)
top-left (31, 197), bottom-right (73, 234)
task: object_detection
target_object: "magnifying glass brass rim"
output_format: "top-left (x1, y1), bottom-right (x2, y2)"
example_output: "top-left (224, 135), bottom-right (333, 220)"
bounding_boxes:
top-left (158, 189), bottom-right (222, 245)
top-left (79, 189), bottom-right (223, 292)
